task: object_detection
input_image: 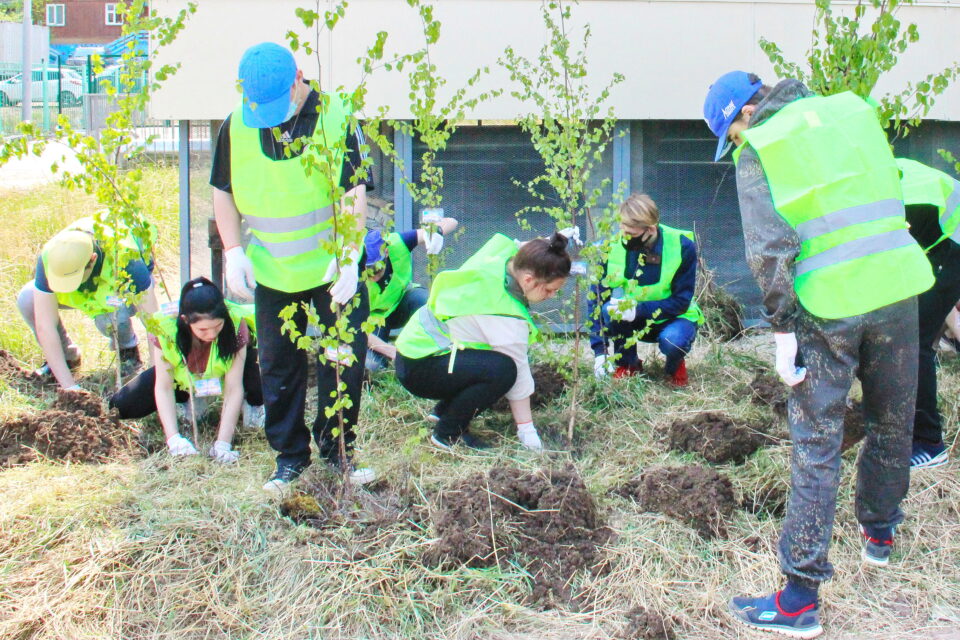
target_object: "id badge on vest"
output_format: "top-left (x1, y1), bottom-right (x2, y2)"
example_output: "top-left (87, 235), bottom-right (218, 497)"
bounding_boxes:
top-left (194, 377), bottom-right (223, 397)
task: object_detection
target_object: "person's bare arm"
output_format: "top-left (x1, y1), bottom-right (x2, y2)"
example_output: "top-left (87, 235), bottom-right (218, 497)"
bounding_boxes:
top-left (216, 346), bottom-right (246, 445)
top-left (213, 187), bottom-right (244, 250)
top-left (33, 291), bottom-right (75, 388)
top-left (153, 346), bottom-right (180, 440)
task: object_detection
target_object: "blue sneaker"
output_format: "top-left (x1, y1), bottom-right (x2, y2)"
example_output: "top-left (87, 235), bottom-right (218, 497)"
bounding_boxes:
top-left (729, 591), bottom-right (823, 639)
top-left (910, 441), bottom-right (948, 470)
top-left (860, 525), bottom-right (894, 567)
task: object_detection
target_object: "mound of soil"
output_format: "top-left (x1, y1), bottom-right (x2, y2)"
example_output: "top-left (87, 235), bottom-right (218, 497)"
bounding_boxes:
top-left (842, 400), bottom-right (865, 452)
top-left (492, 362), bottom-right (568, 413)
top-left (619, 465), bottom-right (736, 539)
top-left (668, 412), bottom-right (767, 464)
top-left (746, 371), bottom-right (788, 417)
top-left (423, 465), bottom-right (612, 607)
top-left (619, 605), bottom-right (675, 640)
top-left (0, 349), bottom-right (42, 386)
top-left (0, 390), bottom-right (135, 467)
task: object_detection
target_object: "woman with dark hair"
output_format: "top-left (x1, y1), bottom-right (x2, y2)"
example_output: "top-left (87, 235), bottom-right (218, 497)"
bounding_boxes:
top-left (110, 277), bottom-right (264, 462)
top-left (395, 232), bottom-right (571, 452)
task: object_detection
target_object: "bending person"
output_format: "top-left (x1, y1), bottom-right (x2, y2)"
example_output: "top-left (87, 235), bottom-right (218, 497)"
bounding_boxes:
top-left (588, 193), bottom-right (703, 385)
top-left (395, 232), bottom-right (571, 452)
top-left (18, 215), bottom-right (158, 389)
top-left (364, 213), bottom-right (457, 370)
top-left (110, 277), bottom-right (264, 462)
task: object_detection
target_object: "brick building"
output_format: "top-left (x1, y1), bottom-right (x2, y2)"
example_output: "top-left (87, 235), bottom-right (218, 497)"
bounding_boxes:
top-left (43, 0), bottom-right (125, 44)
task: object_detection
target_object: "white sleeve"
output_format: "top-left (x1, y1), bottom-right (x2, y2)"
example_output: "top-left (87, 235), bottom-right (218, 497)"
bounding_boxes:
top-left (447, 315), bottom-right (535, 401)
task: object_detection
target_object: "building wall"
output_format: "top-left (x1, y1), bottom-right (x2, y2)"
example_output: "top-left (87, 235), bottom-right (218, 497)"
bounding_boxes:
top-left (46, 0), bottom-right (123, 44)
top-left (0, 23), bottom-right (50, 64)
top-left (150, 0), bottom-right (960, 121)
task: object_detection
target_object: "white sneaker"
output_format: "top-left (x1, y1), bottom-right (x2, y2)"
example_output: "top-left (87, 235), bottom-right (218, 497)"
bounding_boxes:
top-left (242, 401), bottom-right (265, 429)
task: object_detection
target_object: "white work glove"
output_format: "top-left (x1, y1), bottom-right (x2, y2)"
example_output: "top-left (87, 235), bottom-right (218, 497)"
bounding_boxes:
top-left (167, 434), bottom-right (198, 457)
top-left (606, 297), bottom-right (637, 323)
top-left (423, 230), bottom-right (444, 255)
top-left (324, 344), bottom-right (354, 366)
top-left (558, 226), bottom-right (583, 247)
top-left (594, 354), bottom-right (613, 379)
top-left (323, 247), bottom-right (361, 305)
top-left (225, 246), bottom-right (256, 301)
top-left (209, 440), bottom-right (240, 464)
top-left (774, 332), bottom-right (807, 386)
top-left (517, 421), bottom-right (543, 453)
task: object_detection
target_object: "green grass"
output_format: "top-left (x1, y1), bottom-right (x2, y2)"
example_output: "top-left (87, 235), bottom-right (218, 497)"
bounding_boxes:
top-left (1, 172), bottom-right (960, 639)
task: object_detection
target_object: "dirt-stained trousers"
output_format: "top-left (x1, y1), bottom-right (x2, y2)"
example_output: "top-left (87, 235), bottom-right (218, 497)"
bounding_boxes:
top-left (780, 296), bottom-right (917, 587)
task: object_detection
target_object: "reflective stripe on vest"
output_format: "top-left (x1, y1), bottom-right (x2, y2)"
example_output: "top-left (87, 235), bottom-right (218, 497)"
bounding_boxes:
top-left (228, 95), bottom-right (350, 292)
top-left (740, 91), bottom-right (934, 319)
top-left (897, 157), bottom-right (960, 248)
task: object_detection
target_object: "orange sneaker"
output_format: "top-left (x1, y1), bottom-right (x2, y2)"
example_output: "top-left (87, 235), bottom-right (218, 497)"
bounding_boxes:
top-left (613, 362), bottom-right (643, 379)
top-left (668, 359), bottom-right (688, 387)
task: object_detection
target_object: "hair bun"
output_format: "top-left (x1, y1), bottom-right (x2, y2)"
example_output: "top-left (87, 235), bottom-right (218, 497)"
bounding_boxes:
top-left (548, 232), bottom-right (569, 254)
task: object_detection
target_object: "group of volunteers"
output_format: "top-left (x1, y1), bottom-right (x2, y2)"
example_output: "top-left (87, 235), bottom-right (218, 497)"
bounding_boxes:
top-left (16, 40), bottom-right (960, 638)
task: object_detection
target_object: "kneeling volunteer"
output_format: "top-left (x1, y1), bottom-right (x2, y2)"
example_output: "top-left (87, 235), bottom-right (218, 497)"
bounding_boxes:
top-left (394, 232), bottom-right (571, 452)
top-left (110, 277), bottom-right (264, 462)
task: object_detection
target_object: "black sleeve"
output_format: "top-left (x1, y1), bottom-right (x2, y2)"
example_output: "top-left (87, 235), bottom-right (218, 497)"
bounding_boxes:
top-left (340, 122), bottom-right (374, 193)
top-left (209, 115), bottom-right (233, 193)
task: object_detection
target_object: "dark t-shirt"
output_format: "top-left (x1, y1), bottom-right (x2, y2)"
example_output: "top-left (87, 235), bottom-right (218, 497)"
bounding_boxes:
top-left (34, 248), bottom-right (153, 295)
top-left (209, 82), bottom-right (373, 194)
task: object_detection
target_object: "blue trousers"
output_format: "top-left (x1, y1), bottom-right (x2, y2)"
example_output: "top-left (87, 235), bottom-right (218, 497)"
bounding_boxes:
top-left (606, 315), bottom-right (698, 374)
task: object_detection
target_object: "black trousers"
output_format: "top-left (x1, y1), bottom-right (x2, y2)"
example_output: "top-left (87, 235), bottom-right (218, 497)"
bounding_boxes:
top-left (915, 245), bottom-right (960, 444)
top-left (109, 344), bottom-right (263, 419)
top-left (255, 281), bottom-right (369, 468)
top-left (396, 349), bottom-right (516, 438)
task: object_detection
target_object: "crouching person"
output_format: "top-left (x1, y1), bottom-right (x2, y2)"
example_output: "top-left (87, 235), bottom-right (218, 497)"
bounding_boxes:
top-left (394, 233), bottom-right (571, 452)
top-left (589, 193), bottom-right (703, 385)
top-left (110, 277), bottom-right (264, 462)
top-left (18, 216), bottom-right (158, 389)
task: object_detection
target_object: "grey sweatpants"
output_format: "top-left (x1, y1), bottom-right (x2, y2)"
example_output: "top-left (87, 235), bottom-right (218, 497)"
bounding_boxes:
top-left (17, 282), bottom-right (138, 353)
top-left (780, 296), bottom-right (917, 587)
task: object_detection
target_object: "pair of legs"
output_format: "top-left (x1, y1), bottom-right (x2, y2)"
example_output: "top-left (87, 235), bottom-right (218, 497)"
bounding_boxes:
top-left (366, 286), bottom-right (428, 371)
top-left (17, 281), bottom-right (138, 355)
top-left (109, 343), bottom-right (264, 418)
top-left (780, 297), bottom-right (917, 587)
top-left (256, 282), bottom-right (369, 470)
top-left (396, 349), bottom-right (516, 439)
top-left (606, 315), bottom-right (697, 375)
top-left (914, 245), bottom-right (960, 449)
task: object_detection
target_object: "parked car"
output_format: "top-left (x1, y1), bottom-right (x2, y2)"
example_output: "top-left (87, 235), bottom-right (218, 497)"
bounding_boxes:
top-left (0, 68), bottom-right (84, 107)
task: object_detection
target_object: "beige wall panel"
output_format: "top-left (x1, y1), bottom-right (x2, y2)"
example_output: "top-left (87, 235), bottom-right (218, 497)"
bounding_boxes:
top-left (150, 0), bottom-right (960, 120)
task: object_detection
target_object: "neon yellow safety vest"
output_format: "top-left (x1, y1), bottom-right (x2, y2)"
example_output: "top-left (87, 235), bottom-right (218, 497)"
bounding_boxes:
top-left (897, 158), bottom-right (960, 250)
top-left (154, 301), bottom-right (256, 392)
top-left (367, 232), bottom-right (415, 324)
top-left (738, 91), bottom-right (933, 319)
top-left (396, 234), bottom-right (538, 360)
top-left (42, 216), bottom-right (151, 317)
top-left (229, 94), bottom-right (350, 292)
top-left (603, 225), bottom-right (704, 325)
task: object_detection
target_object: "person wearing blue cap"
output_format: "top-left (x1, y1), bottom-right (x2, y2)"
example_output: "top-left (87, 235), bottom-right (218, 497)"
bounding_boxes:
top-left (210, 42), bottom-right (376, 491)
top-left (363, 214), bottom-right (458, 371)
top-left (703, 71), bottom-right (934, 638)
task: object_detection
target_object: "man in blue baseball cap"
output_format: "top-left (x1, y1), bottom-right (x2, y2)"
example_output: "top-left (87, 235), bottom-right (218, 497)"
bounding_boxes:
top-left (362, 213), bottom-right (458, 372)
top-left (703, 71), bottom-right (932, 638)
top-left (210, 42), bottom-right (377, 491)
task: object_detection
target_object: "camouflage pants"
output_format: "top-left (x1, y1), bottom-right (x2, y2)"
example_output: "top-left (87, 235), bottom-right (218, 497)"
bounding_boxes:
top-left (779, 296), bottom-right (917, 587)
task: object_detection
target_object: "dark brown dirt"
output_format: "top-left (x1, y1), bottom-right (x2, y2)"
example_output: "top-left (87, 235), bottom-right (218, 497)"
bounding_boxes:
top-left (667, 412), bottom-right (768, 464)
top-left (741, 481), bottom-right (788, 519)
top-left (492, 362), bottom-right (568, 412)
top-left (0, 389), bottom-right (136, 467)
top-left (746, 371), bottom-right (788, 418)
top-left (423, 465), bottom-right (612, 607)
top-left (619, 605), bottom-right (676, 640)
top-left (0, 349), bottom-right (43, 386)
top-left (619, 465), bottom-right (737, 539)
top-left (842, 400), bottom-right (866, 452)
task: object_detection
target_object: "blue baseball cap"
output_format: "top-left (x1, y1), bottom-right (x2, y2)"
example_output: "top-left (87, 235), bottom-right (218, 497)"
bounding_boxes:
top-left (238, 42), bottom-right (297, 129)
top-left (364, 230), bottom-right (387, 267)
top-left (703, 71), bottom-right (763, 161)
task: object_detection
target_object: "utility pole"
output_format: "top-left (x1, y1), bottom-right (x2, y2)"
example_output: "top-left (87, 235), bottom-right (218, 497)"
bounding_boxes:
top-left (22, 0), bottom-right (32, 121)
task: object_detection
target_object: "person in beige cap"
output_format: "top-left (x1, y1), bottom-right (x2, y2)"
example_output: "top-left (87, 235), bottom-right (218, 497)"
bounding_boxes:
top-left (16, 217), bottom-right (159, 390)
